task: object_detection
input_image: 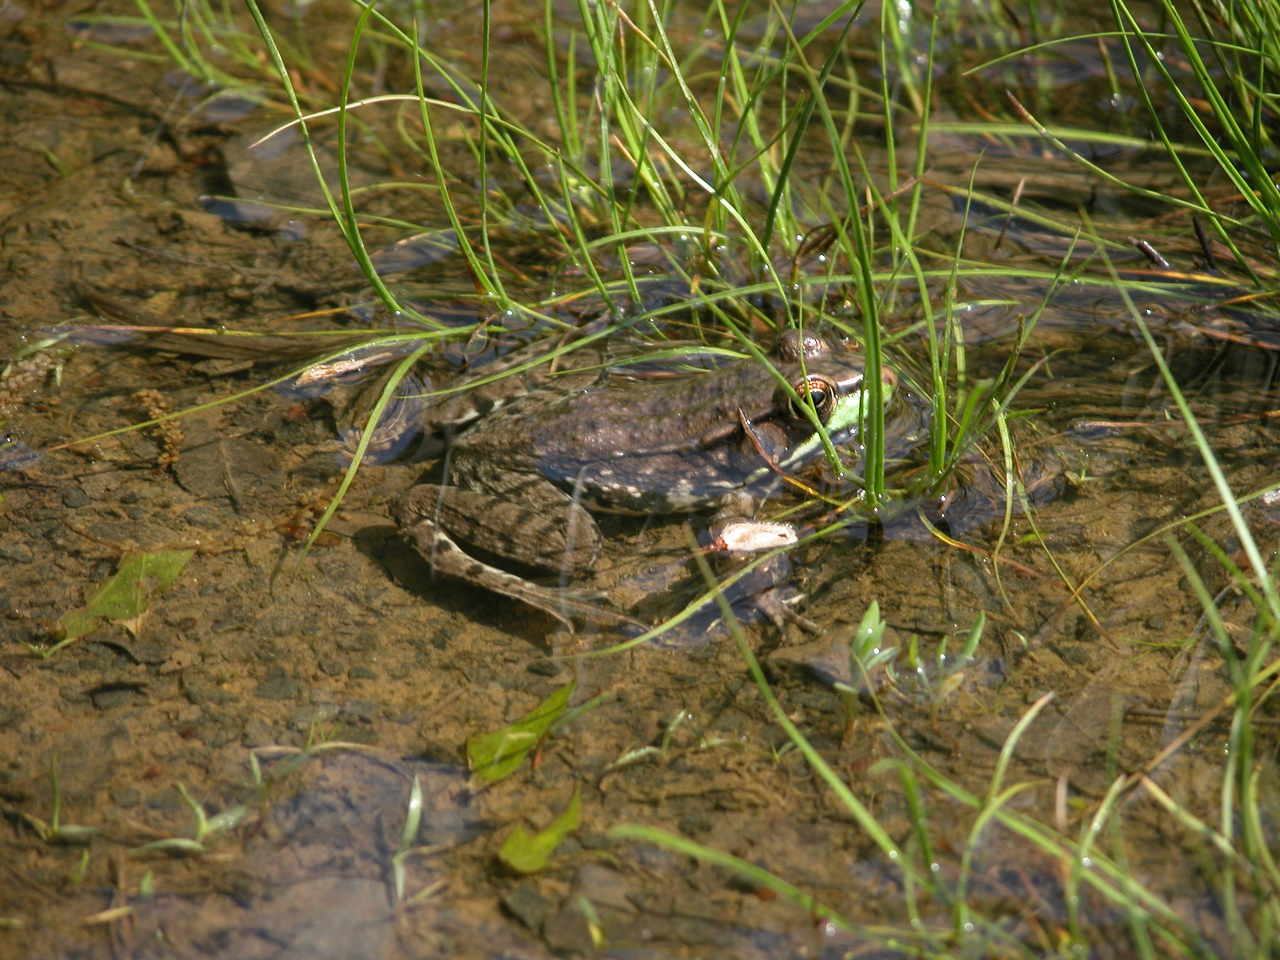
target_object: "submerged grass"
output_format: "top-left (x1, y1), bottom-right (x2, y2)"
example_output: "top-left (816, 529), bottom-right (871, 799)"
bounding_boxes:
top-left (612, 466), bottom-right (1279, 954)
top-left (1099, 240), bottom-right (1280, 948)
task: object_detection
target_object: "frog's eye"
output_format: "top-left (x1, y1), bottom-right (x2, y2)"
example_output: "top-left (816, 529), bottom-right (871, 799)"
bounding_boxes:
top-left (786, 374), bottom-right (839, 423)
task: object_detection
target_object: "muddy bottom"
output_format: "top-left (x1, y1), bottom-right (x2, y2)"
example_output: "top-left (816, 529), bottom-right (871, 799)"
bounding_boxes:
top-left (1, 5), bottom-right (1277, 959)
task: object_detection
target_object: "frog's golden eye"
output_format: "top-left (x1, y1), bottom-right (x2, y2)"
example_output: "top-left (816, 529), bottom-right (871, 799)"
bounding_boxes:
top-left (787, 374), bottom-right (839, 423)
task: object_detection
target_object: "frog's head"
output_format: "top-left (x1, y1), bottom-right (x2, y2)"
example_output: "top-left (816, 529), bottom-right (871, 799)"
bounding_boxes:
top-left (772, 334), bottom-right (895, 434)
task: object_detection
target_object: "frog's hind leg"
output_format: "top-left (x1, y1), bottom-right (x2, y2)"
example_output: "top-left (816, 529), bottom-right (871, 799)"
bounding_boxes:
top-left (393, 484), bottom-right (632, 630)
top-left (404, 523), bottom-right (638, 629)
top-left (397, 482), bottom-right (600, 573)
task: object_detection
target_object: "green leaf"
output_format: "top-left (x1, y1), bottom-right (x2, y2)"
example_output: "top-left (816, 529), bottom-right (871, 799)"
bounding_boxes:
top-left (466, 681), bottom-right (575, 786)
top-left (55, 609), bottom-right (103, 644)
top-left (56, 550), bottom-right (194, 642)
top-left (498, 786), bottom-right (581, 874)
top-left (130, 838), bottom-right (207, 857)
top-left (203, 805), bottom-right (249, 838)
top-left (48, 824), bottom-right (98, 846)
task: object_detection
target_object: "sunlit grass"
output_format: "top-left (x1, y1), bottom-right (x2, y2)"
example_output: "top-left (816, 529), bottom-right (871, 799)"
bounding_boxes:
top-left (965, 2), bottom-right (1280, 296)
top-left (226, 0), bottom-right (1061, 530)
top-left (1110, 0), bottom-right (1280, 279)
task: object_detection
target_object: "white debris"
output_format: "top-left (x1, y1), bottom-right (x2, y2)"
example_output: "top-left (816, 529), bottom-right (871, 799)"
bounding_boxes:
top-left (710, 519), bottom-right (798, 553)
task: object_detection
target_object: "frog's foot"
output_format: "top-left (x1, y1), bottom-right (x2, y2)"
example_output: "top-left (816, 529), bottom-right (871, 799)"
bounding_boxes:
top-left (397, 510), bottom-right (639, 631)
top-left (754, 586), bottom-right (819, 635)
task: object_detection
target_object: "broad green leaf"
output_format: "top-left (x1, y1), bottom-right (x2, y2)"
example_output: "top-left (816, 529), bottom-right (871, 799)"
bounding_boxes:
top-left (498, 786), bottom-right (581, 874)
top-left (466, 681), bottom-right (575, 786)
top-left (56, 550), bottom-right (194, 641)
top-left (55, 609), bottom-right (102, 643)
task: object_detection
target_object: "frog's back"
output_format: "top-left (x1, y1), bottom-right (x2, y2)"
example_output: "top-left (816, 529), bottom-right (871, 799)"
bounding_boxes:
top-left (529, 363), bottom-right (771, 455)
top-left (449, 338), bottom-right (870, 513)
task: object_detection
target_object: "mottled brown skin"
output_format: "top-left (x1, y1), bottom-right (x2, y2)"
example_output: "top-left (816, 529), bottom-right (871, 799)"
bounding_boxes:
top-left (395, 331), bottom-right (884, 628)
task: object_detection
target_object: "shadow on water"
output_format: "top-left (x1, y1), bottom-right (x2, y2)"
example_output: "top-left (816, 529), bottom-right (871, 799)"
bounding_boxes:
top-left (2, 2), bottom-right (1278, 958)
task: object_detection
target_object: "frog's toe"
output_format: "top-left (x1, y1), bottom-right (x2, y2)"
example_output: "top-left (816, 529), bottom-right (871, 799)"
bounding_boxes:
top-left (755, 586), bottom-right (819, 634)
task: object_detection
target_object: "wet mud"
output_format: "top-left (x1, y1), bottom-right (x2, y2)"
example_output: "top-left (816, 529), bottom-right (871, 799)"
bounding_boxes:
top-left (1, 4), bottom-right (1277, 958)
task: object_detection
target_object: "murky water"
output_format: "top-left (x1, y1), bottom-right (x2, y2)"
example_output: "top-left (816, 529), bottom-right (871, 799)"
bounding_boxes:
top-left (2, 2), bottom-right (1277, 957)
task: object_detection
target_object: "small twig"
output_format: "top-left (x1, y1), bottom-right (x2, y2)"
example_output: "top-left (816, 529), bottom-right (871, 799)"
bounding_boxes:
top-left (1130, 237), bottom-right (1171, 269)
top-left (1191, 215), bottom-right (1218, 272)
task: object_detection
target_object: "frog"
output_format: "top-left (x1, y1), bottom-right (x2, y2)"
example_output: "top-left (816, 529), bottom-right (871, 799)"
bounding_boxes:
top-left (392, 329), bottom-right (897, 630)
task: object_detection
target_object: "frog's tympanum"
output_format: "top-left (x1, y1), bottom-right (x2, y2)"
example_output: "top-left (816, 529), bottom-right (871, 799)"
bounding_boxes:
top-left (393, 330), bottom-right (895, 629)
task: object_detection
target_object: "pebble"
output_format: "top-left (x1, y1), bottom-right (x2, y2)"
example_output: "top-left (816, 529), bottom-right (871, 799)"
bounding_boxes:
top-left (61, 486), bottom-right (89, 508)
top-left (254, 666), bottom-right (300, 701)
top-left (0, 543), bottom-right (33, 563)
top-left (182, 505), bottom-right (224, 529)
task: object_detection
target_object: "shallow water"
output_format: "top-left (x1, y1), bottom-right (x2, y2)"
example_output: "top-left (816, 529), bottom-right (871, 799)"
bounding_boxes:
top-left (1, 2), bottom-right (1277, 957)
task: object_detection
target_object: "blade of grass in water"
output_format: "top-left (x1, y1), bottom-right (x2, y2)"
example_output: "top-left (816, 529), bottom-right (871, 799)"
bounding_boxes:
top-left (772, 8), bottom-right (885, 501)
top-left (1097, 241), bottom-right (1278, 621)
